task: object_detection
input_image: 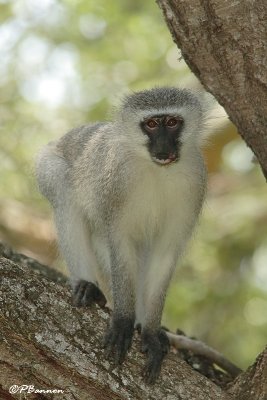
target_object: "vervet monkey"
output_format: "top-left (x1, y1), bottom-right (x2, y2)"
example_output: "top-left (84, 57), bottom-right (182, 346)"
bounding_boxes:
top-left (36, 87), bottom-right (207, 383)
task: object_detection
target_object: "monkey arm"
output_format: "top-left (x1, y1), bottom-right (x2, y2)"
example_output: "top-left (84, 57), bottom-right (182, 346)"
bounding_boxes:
top-left (103, 235), bottom-right (136, 365)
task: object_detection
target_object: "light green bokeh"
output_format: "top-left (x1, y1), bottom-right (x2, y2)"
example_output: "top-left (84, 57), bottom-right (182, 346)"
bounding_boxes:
top-left (0, 0), bottom-right (266, 370)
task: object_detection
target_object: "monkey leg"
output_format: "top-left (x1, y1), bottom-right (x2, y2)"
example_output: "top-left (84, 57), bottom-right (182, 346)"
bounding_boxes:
top-left (36, 145), bottom-right (107, 309)
top-left (72, 280), bottom-right (106, 308)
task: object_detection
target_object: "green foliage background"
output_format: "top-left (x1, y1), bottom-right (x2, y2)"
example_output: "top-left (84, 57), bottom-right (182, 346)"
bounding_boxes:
top-left (1, 0), bottom-right (266, 370)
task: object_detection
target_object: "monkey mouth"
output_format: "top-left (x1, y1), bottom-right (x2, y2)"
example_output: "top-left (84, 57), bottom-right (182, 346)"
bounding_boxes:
top-left (152, 153), bottom-right (178, 165)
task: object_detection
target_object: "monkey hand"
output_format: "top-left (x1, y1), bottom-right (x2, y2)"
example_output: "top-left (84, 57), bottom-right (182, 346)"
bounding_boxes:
top-left (141, 329), bottom-right (170, 384)
top-left (72, 280), bottom-right (107, 307)
top-left (103, 315), bottom-right (135, 365)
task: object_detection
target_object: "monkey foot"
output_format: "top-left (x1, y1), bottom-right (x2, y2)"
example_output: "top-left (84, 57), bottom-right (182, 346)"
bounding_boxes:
top-left (103, 316), bottom-right (135, 365)
top-left (141, 329), bottom-right (170, 384)
top-left (72, 280), bottom-right (106, 308)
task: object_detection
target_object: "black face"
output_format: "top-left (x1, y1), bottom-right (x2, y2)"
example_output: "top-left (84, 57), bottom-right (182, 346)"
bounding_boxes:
top-left (140, 114), bottom-right (184, 165)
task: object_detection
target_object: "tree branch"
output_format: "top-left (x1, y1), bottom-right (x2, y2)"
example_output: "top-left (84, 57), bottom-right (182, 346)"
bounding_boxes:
top-left (1, 246), bottom-right (266, 399)
top-left (167, 332), bottom-right (242, 377)
top-left (0, 252), bottom-right (232, 400)
top-left (228, 347), bottom-right (267, 400)
top-left (157, 0), bottom-right (267, 180)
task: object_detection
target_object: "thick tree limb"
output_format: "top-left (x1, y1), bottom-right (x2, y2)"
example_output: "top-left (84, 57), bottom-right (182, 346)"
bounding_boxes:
top-left (228, 347), bottom-right (267, 400)
top-left (0, 253), bottom-right (233, 400)
top-left (1, 246), bottom-right (266, 399)
top-left (157, 0), bottom-right (267, 179)
top-left (0, 243), bottom-right (242, 380)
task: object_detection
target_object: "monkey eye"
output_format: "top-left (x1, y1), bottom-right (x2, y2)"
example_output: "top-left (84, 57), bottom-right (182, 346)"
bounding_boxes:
top-left (166, 117), bottom-right (183, 128)
top-left (145, 119), bottom-right (158, 129)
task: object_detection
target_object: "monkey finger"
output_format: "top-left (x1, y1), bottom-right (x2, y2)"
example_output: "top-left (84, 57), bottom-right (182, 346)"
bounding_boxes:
top-left (103, 330), bottom-right (132, 365)
top-left (142, 359), bottom-right (162, 385)
top-left (103, 316), bottom-right (134, 364)
top-left (72, 280), bottom-right (106, 308)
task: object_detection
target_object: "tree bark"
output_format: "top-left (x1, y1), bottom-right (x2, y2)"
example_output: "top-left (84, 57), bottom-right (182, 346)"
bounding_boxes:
top-left (0, 246), bottom-right (266, 399)
top-left (228, 347), bottom-right (267, 400)
top-left (157, 0), bottom-right (267, 179)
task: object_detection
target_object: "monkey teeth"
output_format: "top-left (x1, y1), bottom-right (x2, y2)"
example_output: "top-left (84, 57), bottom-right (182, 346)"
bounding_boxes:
top-left (152, 157), bottom-right (175, 165)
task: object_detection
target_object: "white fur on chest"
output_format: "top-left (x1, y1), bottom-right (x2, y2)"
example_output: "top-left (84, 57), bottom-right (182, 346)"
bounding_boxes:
top-left (121, 159), bottom-right (201, 243)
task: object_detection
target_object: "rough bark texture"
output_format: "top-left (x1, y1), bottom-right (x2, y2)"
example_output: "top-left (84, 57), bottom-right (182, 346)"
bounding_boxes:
top-left (157, 0), bottom-right (267, 179)
top-left (0, 245), bottom-right (266, 399)
top-left (228, 348), bottom-right (267, 400)
top-left (0, 249), bottom-right (231, 400)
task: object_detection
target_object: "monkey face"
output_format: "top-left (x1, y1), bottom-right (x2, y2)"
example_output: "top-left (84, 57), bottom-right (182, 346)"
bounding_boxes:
top-left (140, 114), bottom-right (184, 165)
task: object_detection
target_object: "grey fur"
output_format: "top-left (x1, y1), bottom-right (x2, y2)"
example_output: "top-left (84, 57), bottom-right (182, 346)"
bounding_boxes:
top-left (122, 87), bottom-right (203, 112)
top-left (35, 87), bottom-right (208, 382)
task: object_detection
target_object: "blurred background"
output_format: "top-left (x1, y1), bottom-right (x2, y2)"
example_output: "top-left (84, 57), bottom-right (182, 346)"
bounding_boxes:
top-left (1, 0), bottom-right (266, 370)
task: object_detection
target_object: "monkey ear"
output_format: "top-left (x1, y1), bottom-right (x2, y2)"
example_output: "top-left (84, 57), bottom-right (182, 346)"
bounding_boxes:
top-left (197, 90), bottom-right (216, 113)
top-left (202, 97), bottom-right (229, 144)
top-left (192, 89), bottom-right (228, 146)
